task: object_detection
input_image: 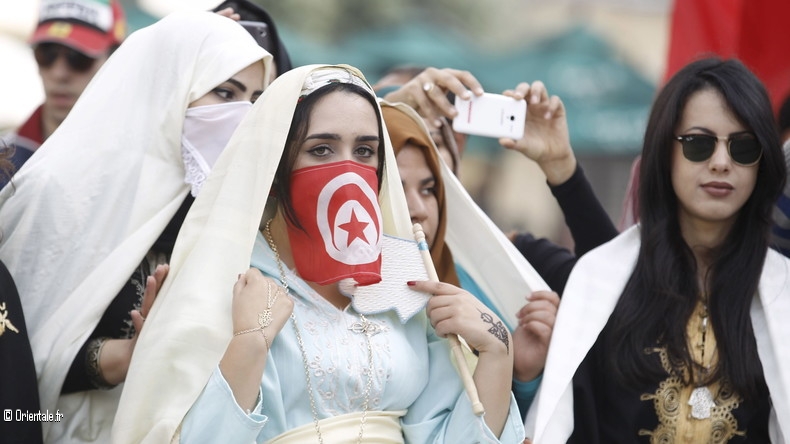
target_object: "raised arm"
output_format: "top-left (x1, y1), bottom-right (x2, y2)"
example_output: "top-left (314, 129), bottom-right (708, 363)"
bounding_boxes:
top-left (382, 67), bottom-right (484, 128)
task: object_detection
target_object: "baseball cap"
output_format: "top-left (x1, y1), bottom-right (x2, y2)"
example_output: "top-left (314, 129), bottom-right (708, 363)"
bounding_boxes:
top-left (30, 0), bottom-right (127, 57)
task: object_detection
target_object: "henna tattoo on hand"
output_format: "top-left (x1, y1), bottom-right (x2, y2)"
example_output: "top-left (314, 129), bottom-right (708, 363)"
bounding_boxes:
top-left (479, 310), bottom-right (509, 353)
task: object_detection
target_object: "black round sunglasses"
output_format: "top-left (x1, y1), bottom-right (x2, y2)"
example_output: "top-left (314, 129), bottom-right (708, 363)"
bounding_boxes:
top-left (675, 133), bottom-right (762, 166)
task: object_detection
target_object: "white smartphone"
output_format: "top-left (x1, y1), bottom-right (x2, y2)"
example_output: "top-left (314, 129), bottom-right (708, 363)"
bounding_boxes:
top-left (453, 93), bottom-right (527, 139)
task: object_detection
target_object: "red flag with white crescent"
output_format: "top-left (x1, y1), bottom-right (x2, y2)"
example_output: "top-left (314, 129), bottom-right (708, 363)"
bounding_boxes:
top-left (286, 160), bottom-right (383, 285)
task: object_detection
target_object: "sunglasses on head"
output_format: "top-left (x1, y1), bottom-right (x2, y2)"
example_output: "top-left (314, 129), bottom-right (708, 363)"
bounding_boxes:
top-left (34, 43), bottom-right (96, 73)
top-left (675, 133), bottom-right (762, 166)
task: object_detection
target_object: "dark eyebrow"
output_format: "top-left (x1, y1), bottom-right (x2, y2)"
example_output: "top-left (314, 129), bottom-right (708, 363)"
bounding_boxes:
top-left (225, 78), bottom-right (247, 92)
top-left (684, 127), bottom-right (753, 137)
top-left (419, 177), bottom-right (436, 187)
top-left (306, 133), bottom-right (340, 141)
top-left (305, 134), bottom-right (380, 143)
top-left (684, 126), bottom-right (715, 135)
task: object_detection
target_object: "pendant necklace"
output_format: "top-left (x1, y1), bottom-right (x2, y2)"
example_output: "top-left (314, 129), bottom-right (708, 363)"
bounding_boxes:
top-left (264, 219), bottom-right (374, 444)
top-left (688, 295), bottom-right (715, 420)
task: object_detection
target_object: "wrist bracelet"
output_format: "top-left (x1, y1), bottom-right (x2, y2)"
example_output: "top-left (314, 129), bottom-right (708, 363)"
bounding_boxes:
top-left (86, 337), bottom-right (117, 390)
top-left (234, 326), bottom-right (270, 350)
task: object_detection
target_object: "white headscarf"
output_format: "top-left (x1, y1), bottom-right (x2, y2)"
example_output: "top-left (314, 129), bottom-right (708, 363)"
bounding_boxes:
top-left (0, 11), bottom-right (270, 443)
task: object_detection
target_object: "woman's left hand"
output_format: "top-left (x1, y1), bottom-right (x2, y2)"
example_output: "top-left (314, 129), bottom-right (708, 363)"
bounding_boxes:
top-left (100, 263), bottom-right (169, 385)
top-left (512, 290), bottom-right (559, 382)
top-left (410, 280), bottom-right (512, 356)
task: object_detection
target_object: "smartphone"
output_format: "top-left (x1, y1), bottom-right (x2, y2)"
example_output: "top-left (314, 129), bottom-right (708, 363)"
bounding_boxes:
top-left (239, 20), bottom-right (274, 53)
top-left (452, 93), bottom-right (526, 139)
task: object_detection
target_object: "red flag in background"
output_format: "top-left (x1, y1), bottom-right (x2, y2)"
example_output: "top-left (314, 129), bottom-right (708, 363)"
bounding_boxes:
top-left (286, 161), bottom-right (383, 286)
top-left (665, 0), bottom-right (790, 113)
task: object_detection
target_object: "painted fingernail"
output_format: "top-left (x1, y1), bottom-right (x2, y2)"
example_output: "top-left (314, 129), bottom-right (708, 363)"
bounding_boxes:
top-left (407, 281), bottom-right (416, 286)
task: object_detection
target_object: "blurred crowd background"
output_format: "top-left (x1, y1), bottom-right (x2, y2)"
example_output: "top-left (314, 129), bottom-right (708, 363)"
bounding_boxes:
top-left (1, 0), bottom-right (787, 249)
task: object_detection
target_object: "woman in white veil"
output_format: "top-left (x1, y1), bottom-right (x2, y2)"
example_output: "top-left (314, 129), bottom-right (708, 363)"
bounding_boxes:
top-left (0, 11), bottom-right (270, 443)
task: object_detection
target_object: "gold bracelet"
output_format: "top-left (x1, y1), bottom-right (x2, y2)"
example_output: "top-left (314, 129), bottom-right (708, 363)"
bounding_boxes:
top-left (233, 326), bottom-right (270, 350)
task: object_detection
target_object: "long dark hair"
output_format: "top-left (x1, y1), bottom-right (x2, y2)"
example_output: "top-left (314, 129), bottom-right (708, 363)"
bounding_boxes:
top-left (604, 58), bottom-right (786, 400)
top-left (273, 81), bottom-right (386, 230)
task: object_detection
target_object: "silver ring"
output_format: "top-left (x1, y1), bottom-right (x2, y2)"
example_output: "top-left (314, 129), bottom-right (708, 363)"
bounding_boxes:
top-left (422, 82), bottom-right (434, 93)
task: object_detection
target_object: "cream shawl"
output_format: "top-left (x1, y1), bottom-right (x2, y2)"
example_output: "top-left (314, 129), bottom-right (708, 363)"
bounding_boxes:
top-left (0, 11), bottom-right (270, 443)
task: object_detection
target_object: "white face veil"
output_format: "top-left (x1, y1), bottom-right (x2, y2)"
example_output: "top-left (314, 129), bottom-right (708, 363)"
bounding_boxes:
top-left (0, 11), bottom-right (270, 442)
top-left (114, 64), bottom-right (412, 443)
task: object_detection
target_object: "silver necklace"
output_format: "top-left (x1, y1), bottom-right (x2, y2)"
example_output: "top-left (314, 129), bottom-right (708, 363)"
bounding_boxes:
top-left (264, 219), bottom-right (374, 444)
top-left (688, 296), bottom-right (714, 420)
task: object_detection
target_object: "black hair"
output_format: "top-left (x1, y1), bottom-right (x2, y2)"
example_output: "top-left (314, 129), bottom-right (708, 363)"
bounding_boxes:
top-left (273, 81), bottom-right (385, 230)
top-left (604, 58), bottom-right (785, 400)
top-left (778, 93), bottom-right (790, 135)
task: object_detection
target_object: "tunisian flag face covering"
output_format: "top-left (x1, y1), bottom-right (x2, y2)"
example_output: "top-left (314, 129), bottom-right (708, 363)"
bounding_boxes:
top-left (287, 160), bottom-right (383, 286)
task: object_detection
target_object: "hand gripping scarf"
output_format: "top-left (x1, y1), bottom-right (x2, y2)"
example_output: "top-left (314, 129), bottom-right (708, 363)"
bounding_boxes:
top-left (0, 11), bottom-right (270, 443)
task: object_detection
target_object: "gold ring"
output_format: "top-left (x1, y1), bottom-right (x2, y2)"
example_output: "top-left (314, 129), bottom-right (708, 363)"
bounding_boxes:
top-left (422, 82), bottom-right (434, 93)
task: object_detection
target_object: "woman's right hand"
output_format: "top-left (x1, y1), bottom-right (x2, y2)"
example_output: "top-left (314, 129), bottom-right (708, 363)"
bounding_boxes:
top-left (499, 81), bottom-right (576, 185)
top-left (231, 268), bottom-right (293, 351)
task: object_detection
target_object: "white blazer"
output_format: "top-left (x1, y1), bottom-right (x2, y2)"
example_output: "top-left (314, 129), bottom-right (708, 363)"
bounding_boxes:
top-left (525, 225), bottom-right (790, 443)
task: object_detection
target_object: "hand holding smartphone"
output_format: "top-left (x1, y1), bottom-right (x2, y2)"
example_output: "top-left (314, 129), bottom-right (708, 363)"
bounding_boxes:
top-left (453, 93), bottom-right (527, 139)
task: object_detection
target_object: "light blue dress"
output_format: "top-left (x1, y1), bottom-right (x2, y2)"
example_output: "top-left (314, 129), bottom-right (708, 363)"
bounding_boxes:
top-left (181, 233), bottom-right (526, 443)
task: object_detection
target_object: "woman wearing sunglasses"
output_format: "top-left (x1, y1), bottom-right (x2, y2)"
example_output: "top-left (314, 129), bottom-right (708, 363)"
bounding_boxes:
top-left (526, 57), bottom-right (790, 442)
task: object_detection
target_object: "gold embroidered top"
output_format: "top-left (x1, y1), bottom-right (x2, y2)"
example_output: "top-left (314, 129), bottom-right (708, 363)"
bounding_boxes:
top-left (639, 300), bottom-right (745, 443)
